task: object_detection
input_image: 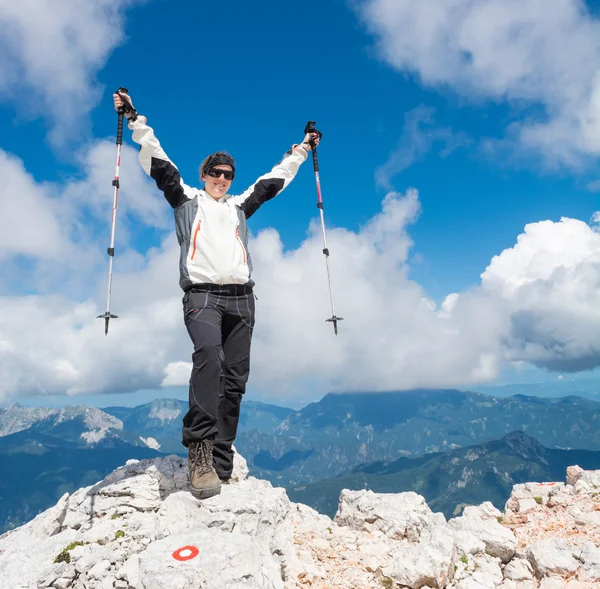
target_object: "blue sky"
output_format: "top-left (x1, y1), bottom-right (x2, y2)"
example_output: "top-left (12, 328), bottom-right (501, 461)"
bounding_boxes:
top-left (5, 0), bottom-right (598, 297)
top-left (3, 0), bottom-right (600, 408)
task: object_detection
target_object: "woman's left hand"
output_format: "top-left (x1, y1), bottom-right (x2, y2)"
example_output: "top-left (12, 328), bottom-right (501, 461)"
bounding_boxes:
top-left (293, 132), bottom-right (320, 152)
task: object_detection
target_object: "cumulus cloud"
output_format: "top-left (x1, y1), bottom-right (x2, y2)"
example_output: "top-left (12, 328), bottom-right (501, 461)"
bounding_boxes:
top-left (2, 0), bottom-right (599, 405)
top-left (246, 191), bottom-right (508, 397)
top-left (357, 0), bottom-right (600, 166)
top-left (0, 182), bottom-right (508, 403)
top-left (0, 0), bottom-right (144, 146)
top-left (0, 292), bottom-right (185, 398)
top-left (0, 150), bottom-right (68, 259)
top-left (0, 142), bottom-right (165, 297)
top-left (64, 139), bottom-right (171, 241)
top-left (3, 138), bottom-right (600, 403)
top-left (162, 362), bottom-right (194, 388)
top-left (480, 217), bottom-right (600, 371)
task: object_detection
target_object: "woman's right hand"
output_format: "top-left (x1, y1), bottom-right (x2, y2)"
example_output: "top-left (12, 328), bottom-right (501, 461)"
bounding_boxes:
top-left (113, 91), bottom-right (135, 118)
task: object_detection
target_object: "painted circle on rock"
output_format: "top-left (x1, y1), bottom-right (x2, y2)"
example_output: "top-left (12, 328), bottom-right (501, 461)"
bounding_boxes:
top-left (172, 545), bottom-right (200, 561)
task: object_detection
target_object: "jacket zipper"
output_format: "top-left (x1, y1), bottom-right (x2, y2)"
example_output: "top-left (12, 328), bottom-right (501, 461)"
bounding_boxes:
top-left (236, 227), bottom-right (247, 264)
top-left (191, 221), bottom-right (201, 260)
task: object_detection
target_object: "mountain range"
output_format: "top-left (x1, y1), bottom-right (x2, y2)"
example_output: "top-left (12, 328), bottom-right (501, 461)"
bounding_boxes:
top-left (0, 403), bottom-right (156, 448)
top-left (0, 398), bottom-right (293, 532)
top-left (237, 389), bottom-right (600, 486)
top-left (0, 429), bottom-right (160, 533)
top-left (288, 430), bottom-right (600, 519)
top-left (2, 389), bottom-right (600, 533)
top-left (102, 397), bottom-right (292, 453)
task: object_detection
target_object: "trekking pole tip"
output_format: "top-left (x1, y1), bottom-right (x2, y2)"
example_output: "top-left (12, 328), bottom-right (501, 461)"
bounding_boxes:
top-left (326, 316), bottom-right (344, 336)
top-left (97, 312), bottom-right (119, 335)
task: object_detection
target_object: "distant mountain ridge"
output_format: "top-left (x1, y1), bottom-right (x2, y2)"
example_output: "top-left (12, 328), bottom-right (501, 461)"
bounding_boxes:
top-left (102, 399), bottom-right (187, 453)
top-left (0, 397), bottom-right (296, 531)
top-left (0, 404), bottom-right (60, 436)
top-left (0, 404), bottom-right (121, 437)
top-left (0, 429), bottom-right (161, 533)
top-left (289, 431), bottom-right (600, 519)
top-left (240, 389), bottom-right (600, 486)
top-left (101, 398), bottom-right (294, 453)
top-left (3, 389), bottom-right (600, 535)
top-left (0, 403), bottom-right (168, 532)
top-left (480, 379), bottom-right (600, 402)
top-left (276, 390), bottom-right (600, 445)
top-left (0, 403), bottom-right (155, 448)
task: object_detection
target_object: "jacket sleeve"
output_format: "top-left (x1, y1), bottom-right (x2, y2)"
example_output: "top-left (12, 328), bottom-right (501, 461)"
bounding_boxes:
top-left (128, 118), bottom-right (195, 208)
top-left (230, 146), bottom-right (309, 219)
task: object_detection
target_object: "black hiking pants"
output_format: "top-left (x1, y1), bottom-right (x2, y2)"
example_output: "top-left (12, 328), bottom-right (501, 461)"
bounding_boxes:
top-left (181, 284), bottom-right (255, 480)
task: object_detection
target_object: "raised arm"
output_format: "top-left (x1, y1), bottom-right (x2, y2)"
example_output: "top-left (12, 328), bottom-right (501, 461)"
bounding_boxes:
top-left (113, 91), bottom-right (195, 209)
top-left (231, 132), bottom-right (320, 219)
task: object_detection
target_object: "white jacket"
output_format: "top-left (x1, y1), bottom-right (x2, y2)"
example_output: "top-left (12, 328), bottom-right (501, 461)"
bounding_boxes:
top-left (129, 117), bottom-right (308, 290)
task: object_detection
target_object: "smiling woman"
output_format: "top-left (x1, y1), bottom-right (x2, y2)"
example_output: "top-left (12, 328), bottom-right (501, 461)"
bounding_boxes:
top-left (199, 152), bottom-right (236, 200)
top-left (112, 89), bottom-right (319, 501)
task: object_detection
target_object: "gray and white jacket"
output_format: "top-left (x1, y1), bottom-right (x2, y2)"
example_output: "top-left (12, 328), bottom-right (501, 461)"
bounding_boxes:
top-left (129, 118), bottom-right (308, 292)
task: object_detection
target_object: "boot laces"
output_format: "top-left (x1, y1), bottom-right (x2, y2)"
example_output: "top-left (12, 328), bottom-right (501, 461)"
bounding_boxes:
top-left (189, 440), bottom-right (213, 477)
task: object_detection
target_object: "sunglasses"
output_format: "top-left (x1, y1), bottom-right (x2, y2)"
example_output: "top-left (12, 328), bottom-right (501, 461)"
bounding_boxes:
top-left (205, 168), bottom-right (235, 181)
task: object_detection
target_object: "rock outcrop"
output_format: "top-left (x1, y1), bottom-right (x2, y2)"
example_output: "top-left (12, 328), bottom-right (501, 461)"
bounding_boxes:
top-left (1, 454), bottom-right (599, 588)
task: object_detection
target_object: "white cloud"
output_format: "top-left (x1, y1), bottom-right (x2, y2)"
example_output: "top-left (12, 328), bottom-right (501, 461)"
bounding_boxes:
top-left (162, 362), bottom-right (193, 387)
top-left (1, 0), bottom-right (599, 404)
top-left (0, 150), bottom-right (67, 259)
top-left (3, 140), bottom-right (600, 403)
top-left (0, 0), bottom-right (144, 145)
top-left (0, 292), bottom-right (185, 399)
top-left (0, 142), bottom-right (165, 297)
top-left (375, 106), bottom-right (471, 189)
top-left (482, 217), bottom-right (600, 296)
top-left (480, 217), bottom-right (600, 371)
top-left (247, 208), bottom-right (508, 395)
top-left (0, 141), bottom-right (186, 402)
top-left (64, 139), bottom-right (171, 239)
top-left (357, 0), bottom-right (600, 166)
top-left (1, 184), bottom-right (508, 403)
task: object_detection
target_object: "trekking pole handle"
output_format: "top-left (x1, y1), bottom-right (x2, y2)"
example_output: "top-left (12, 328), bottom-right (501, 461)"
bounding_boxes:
top-left (304, 120), bottom-right (323, 144)
top-left (304, 120), bottom-right (322, 172)
top-left (115, 87), bottom-right (134, 114)
top-left (116, 112), bottom-right (124, 146)
top-left (115, 87), bottom-right (133, 146)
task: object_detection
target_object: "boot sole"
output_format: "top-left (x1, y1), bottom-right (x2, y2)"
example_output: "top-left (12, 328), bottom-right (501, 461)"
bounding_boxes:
top-left (190, 484), bottom-right (221, 499)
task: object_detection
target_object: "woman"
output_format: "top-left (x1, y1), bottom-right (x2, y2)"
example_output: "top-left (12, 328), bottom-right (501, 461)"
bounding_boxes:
top-left (113, 91), bottom-right (319, 498)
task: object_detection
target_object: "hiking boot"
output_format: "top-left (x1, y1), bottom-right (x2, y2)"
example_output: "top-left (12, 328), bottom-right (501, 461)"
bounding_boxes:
top-left (188, 440), bottom-right (221, 499)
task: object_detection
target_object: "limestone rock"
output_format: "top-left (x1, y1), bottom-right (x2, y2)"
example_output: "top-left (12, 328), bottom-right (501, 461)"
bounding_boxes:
top-left (448, 502), bottom-right (516, 563)
top-left (527, 538), bottom-right (580, 579)
top-left (335, 489), bottom-right (445, 541)
top-left (1, 460), bottom-right (600, 589)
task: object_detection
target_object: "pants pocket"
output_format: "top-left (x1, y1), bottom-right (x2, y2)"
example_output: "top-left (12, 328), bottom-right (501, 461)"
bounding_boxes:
top-left (183, 291), bottom-right (210, 324)
top-left (238, 294), bottom-right (256, 329)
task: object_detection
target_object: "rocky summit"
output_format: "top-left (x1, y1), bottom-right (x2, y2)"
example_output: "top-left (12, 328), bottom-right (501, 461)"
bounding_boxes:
top-left (0, 454), bottom-right (599, 589)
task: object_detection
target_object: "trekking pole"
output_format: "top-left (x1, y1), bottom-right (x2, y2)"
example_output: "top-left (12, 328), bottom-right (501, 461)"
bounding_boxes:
top-left (304, 120), bottom-right (343, 335)
top-left (97, 86), bottom-right (133, 335)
